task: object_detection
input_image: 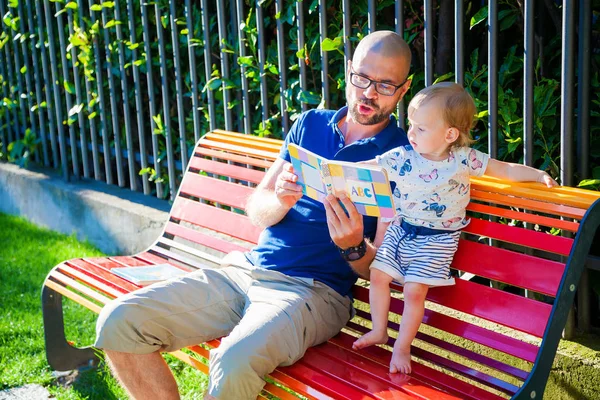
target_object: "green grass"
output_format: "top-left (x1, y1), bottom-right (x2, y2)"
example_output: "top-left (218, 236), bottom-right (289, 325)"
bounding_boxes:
top-left (0, 213), bottom-right (208, 399)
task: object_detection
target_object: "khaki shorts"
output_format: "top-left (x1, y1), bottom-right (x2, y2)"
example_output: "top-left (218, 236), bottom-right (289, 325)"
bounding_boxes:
top-left (95, 251), bottom-right (352, 399)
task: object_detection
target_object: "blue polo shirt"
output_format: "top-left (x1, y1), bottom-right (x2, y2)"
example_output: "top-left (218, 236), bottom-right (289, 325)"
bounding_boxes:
top-left (245, 107), bottom-right (409, 296)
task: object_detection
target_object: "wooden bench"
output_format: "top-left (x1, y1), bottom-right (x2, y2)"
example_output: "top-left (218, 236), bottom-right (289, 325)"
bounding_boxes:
top-left (42, 130), bottom-right (600, 399)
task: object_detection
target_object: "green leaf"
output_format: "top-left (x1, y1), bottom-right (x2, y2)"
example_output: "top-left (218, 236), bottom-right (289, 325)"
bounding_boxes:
top-left (298, 90), bottom-right (321, 105)
top-left (578, 179), bottom-right (600, 188)
top-left (321, 36), bottom-right (343, 52)
top-left (476, 110), bottom-right (489, 118)
top-left (203, 77), bottom-right (222, 92)
top-left (433, 72), bottom-right (454, 84)
top-left (90, 4), bottom-right (102, 11)
top-left (238, 56), bottom-right (254, 66)
top-left (65, 1), bottom-right (78, 9)
top-left (180, 28), bottom-right (188, 35)
top-left (63, 80), bottom-right (75, 94)
top-left (104, 19), bottom-right (121, 29)
top-left (88, 111), bottom-right (97, 120)
top-left (101, 1), bottom-right (115, 8)
top-left (470, 6), bottom-right (488, 29)
top-left (20, 66), bottom-right (26, 74)
top-left (128, 42), bottom-right (139, 50)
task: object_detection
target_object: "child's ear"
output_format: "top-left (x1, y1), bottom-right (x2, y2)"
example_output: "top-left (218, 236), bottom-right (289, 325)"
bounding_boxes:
top-left (445, 127), bottom-right (460, 144)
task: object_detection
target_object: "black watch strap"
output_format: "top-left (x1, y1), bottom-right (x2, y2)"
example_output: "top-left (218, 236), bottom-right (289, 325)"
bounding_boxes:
top-left (337, 238), bottom-right (367, 262)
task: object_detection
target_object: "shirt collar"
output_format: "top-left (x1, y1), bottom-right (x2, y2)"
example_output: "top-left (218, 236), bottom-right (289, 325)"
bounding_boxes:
top-left (328, 106), bottom-right (401, 150)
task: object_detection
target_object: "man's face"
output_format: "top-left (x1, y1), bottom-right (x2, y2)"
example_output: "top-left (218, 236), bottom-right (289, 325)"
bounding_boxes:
top-left (345, 56), bottom-right (408, 126)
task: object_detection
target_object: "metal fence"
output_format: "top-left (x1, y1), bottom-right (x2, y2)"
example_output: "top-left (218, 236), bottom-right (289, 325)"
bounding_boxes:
top-left (0, 0), bottom-right (597, 329)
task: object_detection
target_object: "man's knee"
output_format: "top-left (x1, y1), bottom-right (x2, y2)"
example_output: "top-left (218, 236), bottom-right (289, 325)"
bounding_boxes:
top-left (95, 299), bottom-right (143, 351)
top-left (207, 336), bottom-right (284, 400)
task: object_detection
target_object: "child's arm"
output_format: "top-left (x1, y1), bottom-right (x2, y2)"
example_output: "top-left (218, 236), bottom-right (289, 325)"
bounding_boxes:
top-left (484, 159), bottom-right (558, 187)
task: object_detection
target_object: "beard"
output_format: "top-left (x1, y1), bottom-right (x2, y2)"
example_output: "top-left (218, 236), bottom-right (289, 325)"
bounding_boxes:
top-left (347, 91), bottom-right (395, 126)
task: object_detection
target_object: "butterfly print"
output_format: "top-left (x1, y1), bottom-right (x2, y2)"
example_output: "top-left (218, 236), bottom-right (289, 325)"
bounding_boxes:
top-left (448, 179), bottom-right (460, 191)
top-left (465, 149), bottom-right (483, 170)
top-left (399, 159), bottom-right (412, 176)
top-left (430, 193), bottom-right (441, 202)
top-left (419, 168), bottom-right (438, 182)
top-left (393, 187), bottom-right (401, 198)
top-left (406, 202), bottom-right (417, 210)
top-left (458, 183), bottom-right (469, 195)
top-left (422, 201), bottom-right (447, 217)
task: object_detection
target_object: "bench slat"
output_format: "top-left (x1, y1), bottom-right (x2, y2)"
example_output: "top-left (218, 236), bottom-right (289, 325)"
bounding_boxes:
top-left (179, 173), bottom-right (253, 210)
top-left (452, 240), bottom-right (565, 296)
top-left (330, 334), bottom-right (505, 400)
top-left (351, 310), bottom-right (529, 381)
top-left (204, 132), bottom-right (283, 153)
top-left (466, 202), bottom-right (580, 232)
top-left (463, 217), bottom-right (573, 256)
top-left (171, 198), bottom-right (262, 244)
top-left (188, 156), bottom-right (265, 184)
top-left (470, 189), bottom-right (586, 219)
top-left (194, 147), bottom-right (274, 169)
top-left (346, 321), bottom-right (520, 395)
top-left (199, 138), bottom-right (279, 160)
top-left (420, 279), bottom-right (551, 337)
top-left (164, 222), bottom-right (249, 254)
top-left (64, 259), bottom-right (138, 293)
top-left (353, 286), bottom-right (539, 363)
top-left (471, 176), bottom-right (600, 209)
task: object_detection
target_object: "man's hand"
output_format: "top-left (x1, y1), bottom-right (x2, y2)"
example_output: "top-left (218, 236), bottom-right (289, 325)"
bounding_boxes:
top-left (323, 193), bottom-right (364, 249)
top-left (274, 162), bottom-right (303, 208)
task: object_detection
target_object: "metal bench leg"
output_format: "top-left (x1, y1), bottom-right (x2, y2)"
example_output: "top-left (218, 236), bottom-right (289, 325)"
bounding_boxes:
top-left (42, 284), bottom-right (99, 371)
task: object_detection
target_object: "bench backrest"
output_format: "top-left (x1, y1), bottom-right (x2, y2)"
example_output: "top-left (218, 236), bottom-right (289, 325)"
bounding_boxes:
top-left (153, 131), bottom-right (600, 400)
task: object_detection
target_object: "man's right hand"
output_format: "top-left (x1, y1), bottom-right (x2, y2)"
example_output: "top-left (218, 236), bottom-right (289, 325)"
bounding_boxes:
top-left (274, 162), bottom-right (303, 208)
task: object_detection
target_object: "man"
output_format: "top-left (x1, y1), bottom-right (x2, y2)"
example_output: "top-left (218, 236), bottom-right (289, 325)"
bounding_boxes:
top-left (94, 30), bottom-right (412, 400)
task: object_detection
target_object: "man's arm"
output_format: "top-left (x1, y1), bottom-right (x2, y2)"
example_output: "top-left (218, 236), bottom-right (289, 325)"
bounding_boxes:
top-left (323, 194), bottom-right (390, 279)
top-left (246, 158), bottom-right (303, 229)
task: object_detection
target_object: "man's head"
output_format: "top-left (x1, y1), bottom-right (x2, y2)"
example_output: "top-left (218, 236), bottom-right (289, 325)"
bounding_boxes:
top-left (346, 31), bottom-right (412, 127)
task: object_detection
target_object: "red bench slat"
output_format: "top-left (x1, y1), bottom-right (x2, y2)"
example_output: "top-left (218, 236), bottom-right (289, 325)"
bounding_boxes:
top-left (171, 197), bottom-right (262, 244)
top-left (463, 217), bottom-right (573, 256)
top-left (353, 286), bottom-right (539, 363)
top-left (452, 239), bottom-right (565, 296)
top-left (187, 156), bottom-right (266, 184)
top-left (194, 147), bottom-right (274, 169)
top-left (179, 173), bottom-right (254, 210)
top-left (466, 202), bottom-right (580, 232)
top-left (164, 221), bottom-right (249, 254)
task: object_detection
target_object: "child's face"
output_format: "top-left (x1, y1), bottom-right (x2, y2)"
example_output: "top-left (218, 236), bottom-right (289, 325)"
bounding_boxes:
top-left (407, 98), bottom-right (457, 161)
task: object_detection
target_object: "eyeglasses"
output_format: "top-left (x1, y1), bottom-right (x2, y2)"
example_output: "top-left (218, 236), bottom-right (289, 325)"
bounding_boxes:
top-left (349, 69), bottom-right (407, 96)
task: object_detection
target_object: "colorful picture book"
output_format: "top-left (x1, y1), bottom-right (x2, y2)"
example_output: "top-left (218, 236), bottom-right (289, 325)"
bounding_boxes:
top-left (112, 263), bottom-right (189, 286)
top-left (288, 143), bottom-right (396, 218)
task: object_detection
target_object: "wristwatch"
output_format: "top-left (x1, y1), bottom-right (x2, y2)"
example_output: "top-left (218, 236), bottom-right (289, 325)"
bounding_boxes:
top-left (337, 239), bottom-right (367, 262)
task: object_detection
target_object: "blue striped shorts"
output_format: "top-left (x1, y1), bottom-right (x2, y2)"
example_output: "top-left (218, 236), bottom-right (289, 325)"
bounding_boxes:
top-left (370, 221), bottom-right (461, 287)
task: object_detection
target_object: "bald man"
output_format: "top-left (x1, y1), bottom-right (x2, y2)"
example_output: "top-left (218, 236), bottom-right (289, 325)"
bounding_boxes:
top-left (95, 30), bottom-right (412, 400)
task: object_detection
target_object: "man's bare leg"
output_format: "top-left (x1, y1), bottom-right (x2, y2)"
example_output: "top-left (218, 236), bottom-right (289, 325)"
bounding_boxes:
top-left (104, 350), bottom-right (180, 400)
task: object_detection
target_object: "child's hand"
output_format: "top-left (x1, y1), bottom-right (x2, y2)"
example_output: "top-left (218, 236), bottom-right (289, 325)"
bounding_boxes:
top-left (538, 172), bottom-right (558, 188)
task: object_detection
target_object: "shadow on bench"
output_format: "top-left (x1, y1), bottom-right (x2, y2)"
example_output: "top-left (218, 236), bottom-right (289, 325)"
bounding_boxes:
top-left (42, 130), bottom-right (600, 399)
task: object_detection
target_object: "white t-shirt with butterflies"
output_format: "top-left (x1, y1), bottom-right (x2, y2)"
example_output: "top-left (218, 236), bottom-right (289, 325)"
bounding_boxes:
top-left (376, 145), bottom-right (490, 230)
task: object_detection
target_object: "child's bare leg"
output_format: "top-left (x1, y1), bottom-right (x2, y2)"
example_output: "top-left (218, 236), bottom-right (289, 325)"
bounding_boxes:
top-left (352, 269), bottom-right (393, 350)
top-left (390, 282), bottom-right (428, 374)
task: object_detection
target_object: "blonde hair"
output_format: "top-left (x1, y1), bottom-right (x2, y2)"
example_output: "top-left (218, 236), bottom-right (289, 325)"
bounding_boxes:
top-left (408, 82), bottom-right (476, 147)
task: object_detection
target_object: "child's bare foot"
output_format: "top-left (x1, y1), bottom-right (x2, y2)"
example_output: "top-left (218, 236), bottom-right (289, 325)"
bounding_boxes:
top-left (389, 348), bottom-right (412, 374)
top-left (352, 330), bottom-right (389, 350)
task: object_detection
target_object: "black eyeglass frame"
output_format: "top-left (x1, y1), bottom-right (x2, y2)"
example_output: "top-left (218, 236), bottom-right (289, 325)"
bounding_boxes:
top-left (348, 69), bottom-right (407, 96)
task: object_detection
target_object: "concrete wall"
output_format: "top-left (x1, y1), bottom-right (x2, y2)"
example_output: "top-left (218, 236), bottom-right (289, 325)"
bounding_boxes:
top-left (0, 162), bottom-right (170, 255)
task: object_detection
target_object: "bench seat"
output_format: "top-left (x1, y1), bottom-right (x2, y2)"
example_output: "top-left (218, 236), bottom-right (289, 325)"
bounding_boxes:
top-left (42, 130), bottom-right (600, 399)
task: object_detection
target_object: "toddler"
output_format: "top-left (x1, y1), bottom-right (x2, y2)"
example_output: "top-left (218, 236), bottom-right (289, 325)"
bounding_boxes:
top-left (352, 82), bottom-right (557, 374)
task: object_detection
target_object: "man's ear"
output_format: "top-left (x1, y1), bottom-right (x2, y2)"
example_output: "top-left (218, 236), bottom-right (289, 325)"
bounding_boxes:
top-left (397, 78), bottom-right (412, 101)
top-left (445, 127), bottom-right (460, 144)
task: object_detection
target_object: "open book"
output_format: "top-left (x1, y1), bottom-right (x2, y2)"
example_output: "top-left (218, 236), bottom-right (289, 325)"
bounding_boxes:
top-left (112, 263), bottom-right (189, 286)
top-left (288, 143), bottom-right (395, 218)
